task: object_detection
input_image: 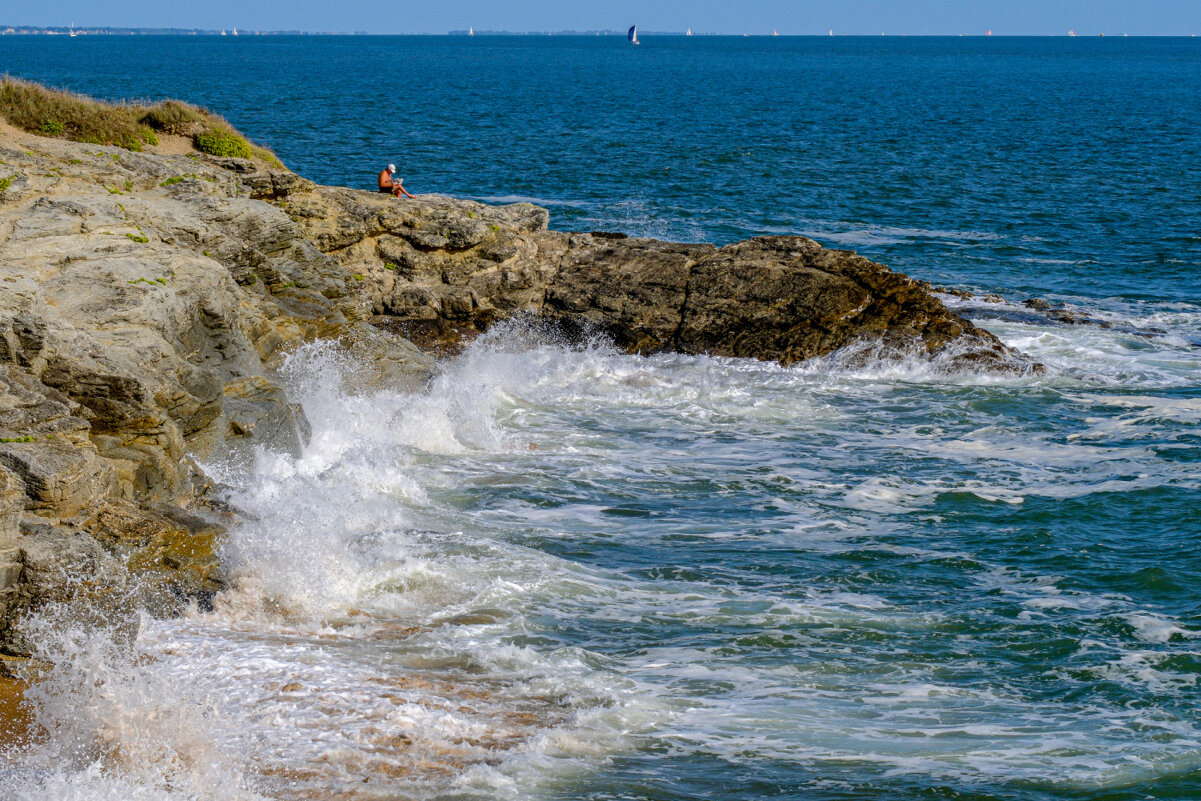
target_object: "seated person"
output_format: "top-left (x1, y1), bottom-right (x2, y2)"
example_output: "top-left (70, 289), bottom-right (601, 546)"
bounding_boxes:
top-left (378, 164), bottom-right (415, 198)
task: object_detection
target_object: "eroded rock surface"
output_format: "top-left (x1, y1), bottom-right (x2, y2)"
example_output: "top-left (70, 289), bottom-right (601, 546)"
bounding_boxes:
top-left (0, 131), bottom-right (432, 653)
top-left (0, 125), bottom-right (1034, 655)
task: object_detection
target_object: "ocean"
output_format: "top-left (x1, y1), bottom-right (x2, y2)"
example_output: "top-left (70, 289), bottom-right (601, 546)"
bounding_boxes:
top-left (3, 35), bottom-right (1201, 801)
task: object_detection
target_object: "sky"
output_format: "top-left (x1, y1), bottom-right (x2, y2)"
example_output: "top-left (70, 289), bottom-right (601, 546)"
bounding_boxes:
top-left (6, 0), bottom-right (1201, 36)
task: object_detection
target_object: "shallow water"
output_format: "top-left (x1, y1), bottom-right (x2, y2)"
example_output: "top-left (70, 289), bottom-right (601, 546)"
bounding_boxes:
top-left (2, 35), bottom-right (1200, 801)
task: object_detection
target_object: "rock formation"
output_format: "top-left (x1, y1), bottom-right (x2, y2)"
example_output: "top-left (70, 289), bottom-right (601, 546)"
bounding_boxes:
top-left (0, 125), bottom-right (1036, 656)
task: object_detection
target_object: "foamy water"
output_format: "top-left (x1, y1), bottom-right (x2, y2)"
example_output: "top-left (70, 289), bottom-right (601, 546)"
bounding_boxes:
top-left (4, 294), bottom-right (1201, 800)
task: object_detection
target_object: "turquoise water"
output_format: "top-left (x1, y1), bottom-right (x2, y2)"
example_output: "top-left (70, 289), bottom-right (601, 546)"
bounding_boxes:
top-left (4, 36), bottom-right (1201, 801)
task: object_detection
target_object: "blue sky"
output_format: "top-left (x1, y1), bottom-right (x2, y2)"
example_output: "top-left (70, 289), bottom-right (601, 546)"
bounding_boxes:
top-left (9, 1), bottom-right (1201, 35)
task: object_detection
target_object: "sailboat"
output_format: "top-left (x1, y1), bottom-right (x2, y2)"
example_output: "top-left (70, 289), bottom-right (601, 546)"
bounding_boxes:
top-left (686, 28), bottom-right (692, 36)
top-left (468, 26), bottom-right (474, 36)
top-left (231, 27), bottom-right (238, 36)
top-left (628, 25), bottom-right (639, 45)
top-left (68, 23), bottom-right (76, 37)
top-left (772, 29), bottom-right (779, 36)
top-left (220, 29), bottom-right (227, 36)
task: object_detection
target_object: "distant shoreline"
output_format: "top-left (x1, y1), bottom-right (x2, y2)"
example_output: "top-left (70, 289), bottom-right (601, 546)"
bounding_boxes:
top-left (4, 26), bottom-right (1198, 38)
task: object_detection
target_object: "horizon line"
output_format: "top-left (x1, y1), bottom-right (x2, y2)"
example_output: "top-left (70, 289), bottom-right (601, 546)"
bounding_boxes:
top-left (4, 26), bottom-right (1200, 37)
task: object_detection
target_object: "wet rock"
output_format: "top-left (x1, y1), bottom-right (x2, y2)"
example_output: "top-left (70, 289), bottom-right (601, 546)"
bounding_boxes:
top-left (80, 500), bottom-right (226, 613)
top-left (2, 517), bottom-right (136, 655)
top-left (222, 376), bottom-right (310, 459)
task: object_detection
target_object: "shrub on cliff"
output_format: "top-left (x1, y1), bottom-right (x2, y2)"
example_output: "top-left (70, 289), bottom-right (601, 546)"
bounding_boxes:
top-left (193, 130), bottom-right (253, 159)
top-left (0, 78), bottom-right (157, 150)
top-left (139, 100), bottom-right (207, 135)
top-left (0, 78), bottom-right (281, 166)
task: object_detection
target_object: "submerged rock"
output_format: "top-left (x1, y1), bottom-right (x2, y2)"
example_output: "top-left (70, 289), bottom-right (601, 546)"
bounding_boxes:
top-left (0, 121), bottom-right (1036, 654)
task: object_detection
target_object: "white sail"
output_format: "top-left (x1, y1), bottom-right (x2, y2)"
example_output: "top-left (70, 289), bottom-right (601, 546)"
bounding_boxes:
top-left (468, 26), bottom-right (474, 36)
top-left (686, 28), bottom-right (692, 36)
top-left (628, 25), bottom-right (639, 44)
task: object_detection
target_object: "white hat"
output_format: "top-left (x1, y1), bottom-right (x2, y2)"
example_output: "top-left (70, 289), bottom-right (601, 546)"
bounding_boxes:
top-left (387, 164), bottom-right (396, 172)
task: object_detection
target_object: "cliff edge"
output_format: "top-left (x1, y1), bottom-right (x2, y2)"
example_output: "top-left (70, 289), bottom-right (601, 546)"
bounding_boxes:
top-left (0, 120), bottom-right (1036, 656)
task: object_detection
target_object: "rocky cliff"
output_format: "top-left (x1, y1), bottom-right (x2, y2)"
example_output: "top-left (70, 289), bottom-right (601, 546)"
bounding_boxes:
top-left (0, 126), bottom-right (1035, 656)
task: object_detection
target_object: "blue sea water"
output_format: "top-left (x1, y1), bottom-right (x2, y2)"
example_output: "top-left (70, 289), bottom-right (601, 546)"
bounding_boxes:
top-left (3, 35), bottom-right (1201, 801)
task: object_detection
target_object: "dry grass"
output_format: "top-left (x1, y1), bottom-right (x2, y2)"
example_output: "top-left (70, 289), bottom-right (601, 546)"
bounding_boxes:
top-left (0, 77), bottom-right (283, 167)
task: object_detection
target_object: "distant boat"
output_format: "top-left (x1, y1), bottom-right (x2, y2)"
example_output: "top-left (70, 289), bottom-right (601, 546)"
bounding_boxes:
top-left (829, 29), bottom-right (833, 36)
top-left (468, 26), bottom-right (474, 36)
top-left (1068, 29), bottom-right (1077, 36)
top-left (628, 25), bottom-right (639, 44)
top-left (220, 29), bottom-right (227, 36)
top-left (686, 28), bottom-right (692, 36)
top-left (232, 27), bottom-right (238, 36)
top-left (986, 29), bottom-right (992, 36)
top-left (68, 23), bottom-right (76, 37)
top-left (772, 29), bottom-right (779, 36)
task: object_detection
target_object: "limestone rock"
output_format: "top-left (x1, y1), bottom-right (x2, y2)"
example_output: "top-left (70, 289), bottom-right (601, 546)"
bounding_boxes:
top-left (0, 131), bottom-right (434, 655)
top-left (544, 235), bottom-right (715, 353)
top-left (222, 375), bottom-right (310, 459)
top-left (674, 236), bottom-right (1018, 367)
top-left (2, 517), bottom-right (136, 655)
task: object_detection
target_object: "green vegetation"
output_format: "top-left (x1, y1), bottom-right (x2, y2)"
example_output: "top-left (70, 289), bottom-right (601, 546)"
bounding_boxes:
top-left (383, 262), bottom-right (398, 271)
top-left (126, 233), bottom-right (149, 244)
top-left (161, 173), bottom-right (215, 187)
top-left (127, 277), bottom-right (167, 286)
top-left (0, 78), bottom-right (282, 166)
top-left (352, 274), bottom-right (364, 281)
top-left (192, 130), bottom-right (252, 159)
top-left (202, 250), bottom-right (212, 257)
top-left (0, 436), bottom-right (36, 443)
top-left (104, 184), bottom-right (123, 195)
top-left (0, 177), bottom-right (11, 194)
